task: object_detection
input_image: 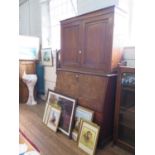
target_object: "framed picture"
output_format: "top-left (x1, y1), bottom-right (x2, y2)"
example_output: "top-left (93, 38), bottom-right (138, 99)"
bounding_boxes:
top-left (41, 48), bottom-right (53, 66)
top-left (43, 104), bottom-right (52, 125)
top-left (72, 106), bottom-right (94, 141)
top-left (19, 35), bottom-right (40, 60)
top-left (47, 106), bottom-right (61, 132)
top-left (45, 89), bottom-right (76, 137)
top-left (78, 120), bottom-right (100, 155)
top-left (43, 91), bottom-right (61, 124)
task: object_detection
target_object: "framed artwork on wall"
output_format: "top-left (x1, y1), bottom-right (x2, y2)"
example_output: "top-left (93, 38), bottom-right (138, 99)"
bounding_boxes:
top-left (41, 48), bottom-right (53, 66)
top-left (78, 120), bottom-right (100, 155)
top-left (19, 35), bottom-right (40, 60)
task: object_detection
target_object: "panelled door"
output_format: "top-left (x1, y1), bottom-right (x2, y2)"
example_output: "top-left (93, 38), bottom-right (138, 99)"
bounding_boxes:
top-left (61, 21), bottom-right (82, 68)
top-left (81, 13), bottom-right (113, 72)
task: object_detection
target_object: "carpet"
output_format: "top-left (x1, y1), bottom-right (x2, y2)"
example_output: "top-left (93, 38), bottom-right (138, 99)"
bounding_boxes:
top-left (19, 129), bottom-right (40, 153)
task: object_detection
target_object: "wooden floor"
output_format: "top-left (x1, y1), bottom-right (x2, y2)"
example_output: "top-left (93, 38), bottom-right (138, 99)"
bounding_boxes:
top-left (19, 101), bottom-right (133, 155)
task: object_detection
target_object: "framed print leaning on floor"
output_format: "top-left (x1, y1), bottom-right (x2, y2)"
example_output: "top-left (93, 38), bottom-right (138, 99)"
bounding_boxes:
top-left (47, 106), bottom-right (61, 132)
top-left (78, 120), bottom-right (100, 155)
top-left (44, 89), bottom-right (77, 137)
top-left (72, 106), bottom-right (94, 141)
top-left (74, 106), bottom-right (94, 131)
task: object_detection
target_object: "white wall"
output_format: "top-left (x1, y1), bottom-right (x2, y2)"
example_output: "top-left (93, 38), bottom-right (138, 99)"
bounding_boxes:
top-left (44, 56), bottom-right (57, 92)
top-left (77, 0), bottom-right (130, 15)
top-left (40, 0), bottom-right (55, 100)
top-left (122, 47), bottom-right (135, 67)
top-left (40, 0), bottom-right (51, 48)
top-left (29, 0), bottom-right (41, 37)
top-left (19, 0), bottom-right (41, 38)
top-left (77, 0), bottom-right (118, 15)
top-left (19, 0), bottom-right (30, 35)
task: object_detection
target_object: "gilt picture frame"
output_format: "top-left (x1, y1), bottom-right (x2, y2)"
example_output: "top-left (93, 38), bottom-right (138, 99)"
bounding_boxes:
top-left (47, 106), bottom-right (61, 132)
top-left (78, 120), bottom-right (100, 155)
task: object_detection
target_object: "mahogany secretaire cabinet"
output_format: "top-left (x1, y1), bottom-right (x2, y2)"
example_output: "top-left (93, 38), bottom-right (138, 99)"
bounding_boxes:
top-left (55, 6), bottom-right (128, 147)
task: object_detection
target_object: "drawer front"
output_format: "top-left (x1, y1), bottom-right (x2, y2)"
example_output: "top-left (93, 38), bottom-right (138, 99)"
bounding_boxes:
top-left (78, 74), bottom-right (108, 112)
top-left (56, 71), bottom-right (115, 113)
top-left (56, 71), bottom-right (79, 98)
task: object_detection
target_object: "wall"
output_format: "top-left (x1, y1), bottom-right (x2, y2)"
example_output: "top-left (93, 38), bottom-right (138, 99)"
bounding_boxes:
top-left (122, 47), bottom-right (135, 67)
top-left (19, 0), bottom-right (41, 38)
top-left (77, 0), bottom-right (118, 15)
top-left (29, 0), bottom-right (41, 37)
top-left (19, 0), bottom-right (30, 35)
top-left (40, 0), bottom-right (56, 100)
top-left (77, 0), bottom-right (130, 15)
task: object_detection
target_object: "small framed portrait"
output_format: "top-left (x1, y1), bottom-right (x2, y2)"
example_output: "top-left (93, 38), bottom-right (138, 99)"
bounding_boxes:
top-left (44, 89), bottom-right (77, 137)
top-left (78, 120), bottom-right (100, 155)
top-left (41, 48), bottom-right (53, 66)
top-left (47, 106), bottom-right (61, 132)
top-left (72, 106), bottom-right (94, 141)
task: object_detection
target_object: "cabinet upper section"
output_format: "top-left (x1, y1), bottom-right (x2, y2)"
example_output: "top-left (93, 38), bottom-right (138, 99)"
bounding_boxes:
top-left (60, 6), bottom-right (128, 74)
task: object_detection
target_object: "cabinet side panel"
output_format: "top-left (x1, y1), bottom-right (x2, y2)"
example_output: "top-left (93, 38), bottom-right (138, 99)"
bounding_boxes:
top-left (111, 9), bottom-right (128, 71)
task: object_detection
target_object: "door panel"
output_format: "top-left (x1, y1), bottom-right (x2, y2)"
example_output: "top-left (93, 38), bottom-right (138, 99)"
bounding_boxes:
top-left (61, 22), bottom-right (81, 67)
top-left (82, 16), bottom-right (113, 72)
